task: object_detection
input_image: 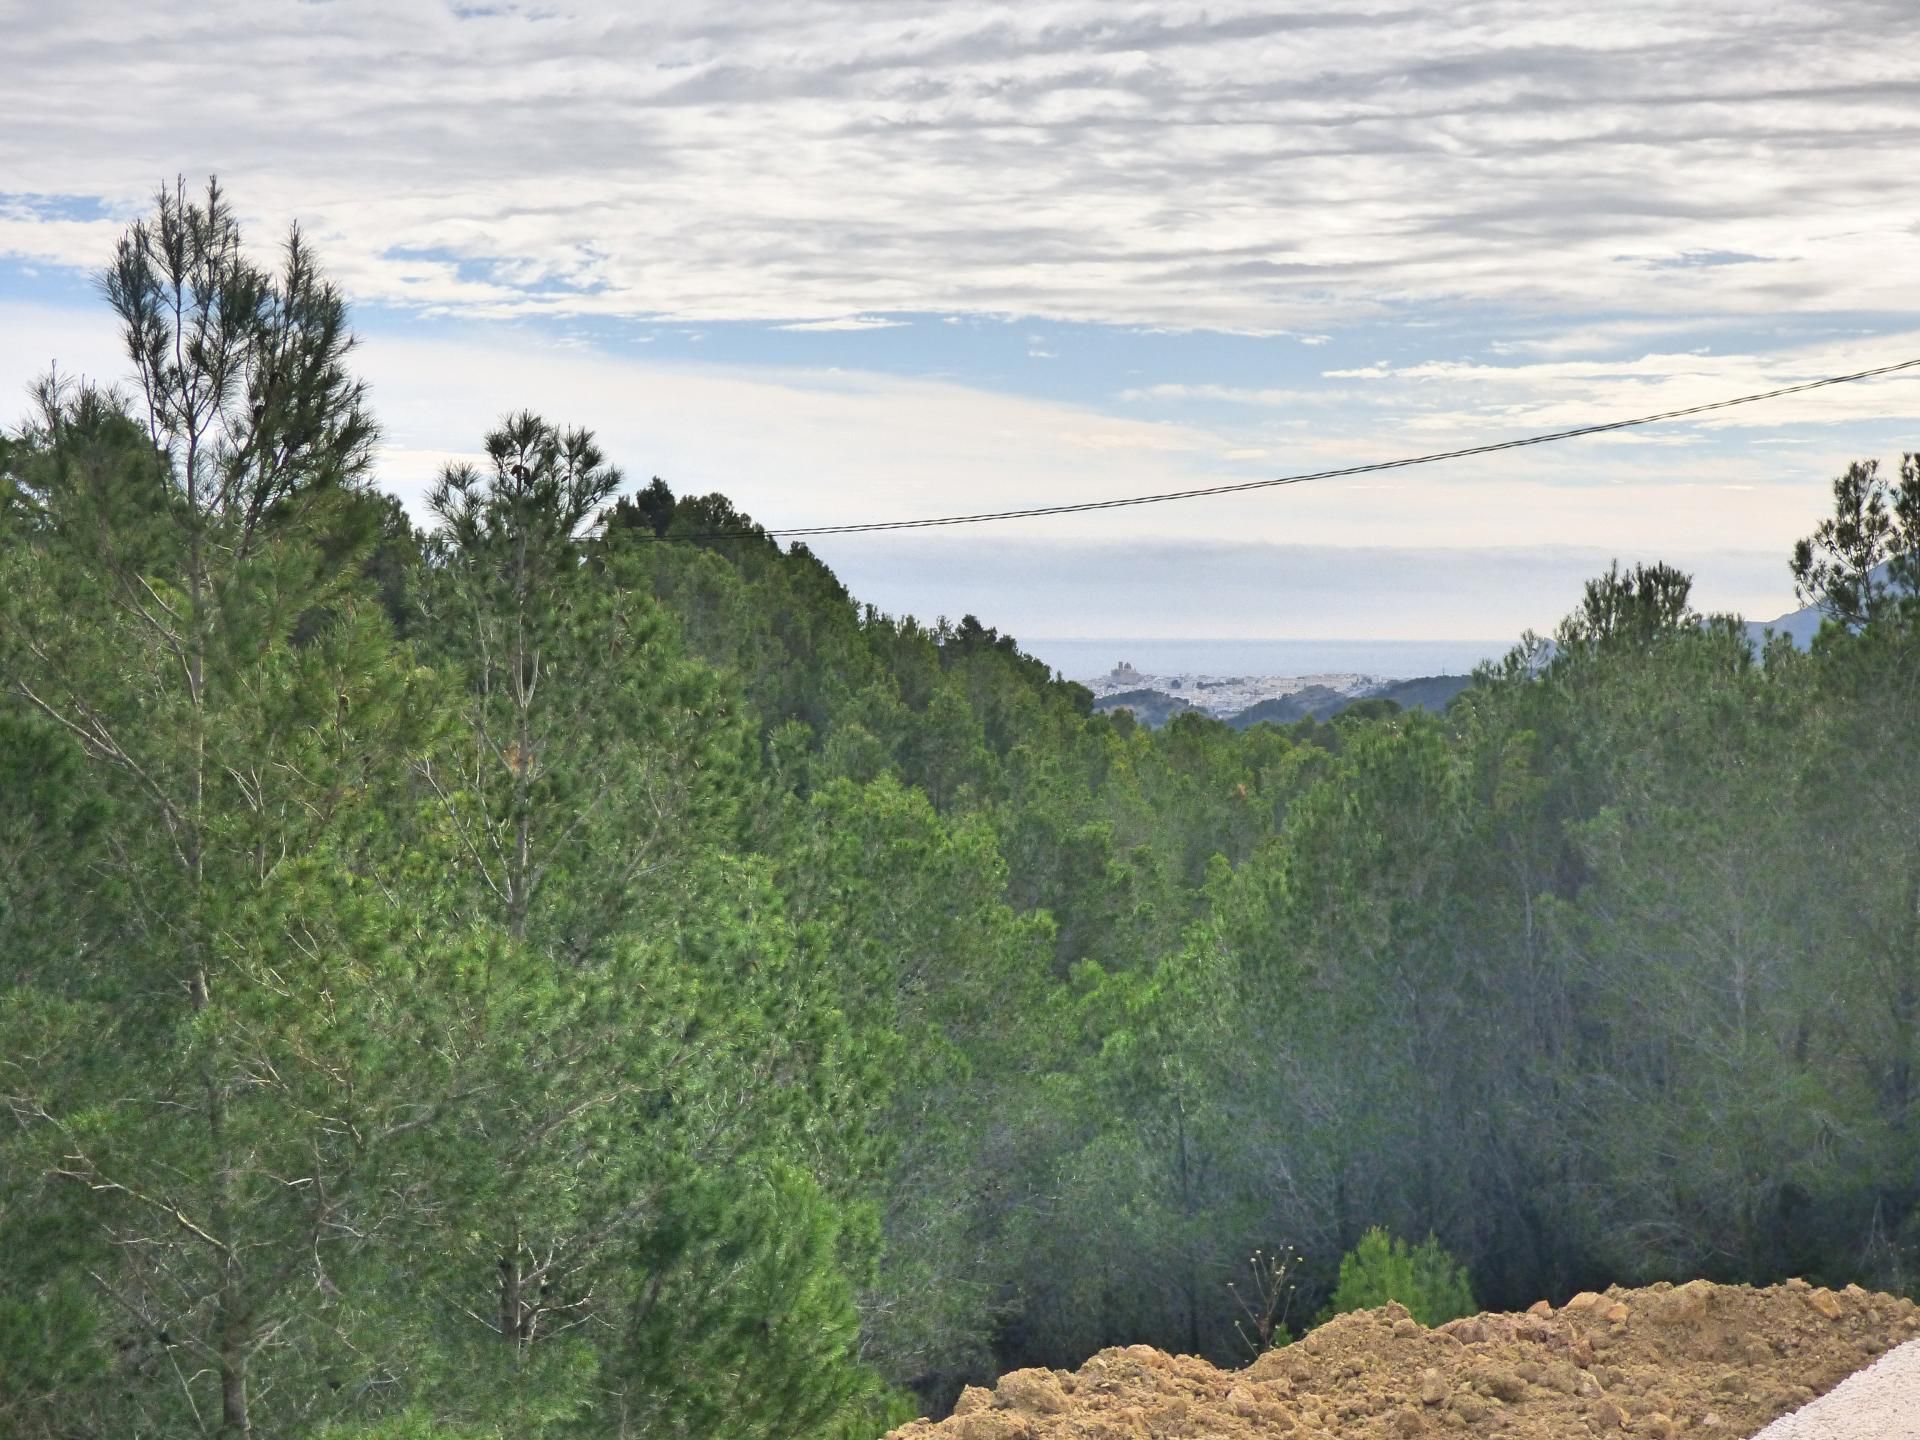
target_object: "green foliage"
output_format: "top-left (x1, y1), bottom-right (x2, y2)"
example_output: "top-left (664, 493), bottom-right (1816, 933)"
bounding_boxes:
top-left (1557, 559), bottom-right (1698, 656)
top-left (1791, 454), bottom-right (1920, 629)
top-left (1325, 1229), bottom-right (1477, 1327)
top-left (617, 1165), bottom-right (913, 1440)
top-left (11, 177), bottom-right (1920, 1436)
top-left (1, 183), bottom-right (895, 1440)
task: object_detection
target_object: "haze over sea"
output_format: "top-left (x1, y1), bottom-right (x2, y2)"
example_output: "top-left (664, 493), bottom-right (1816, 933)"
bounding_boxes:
top-left (1024, 638), bottom-right (1510, 685)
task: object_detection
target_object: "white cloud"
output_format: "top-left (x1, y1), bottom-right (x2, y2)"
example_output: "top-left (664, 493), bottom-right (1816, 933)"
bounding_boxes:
top-left (0, 302), bottom-right (124, 404)
top-left (0, 217), bottom-right (124, 270)
top-left (12, 287), bottom-right (1909, 640)
top-left (4, 295), bottom-right (1880, 633)
top-left (1320, 342), bottom-right (1920, 434)
top-left (5, 1), bottom-right (1920, 330)
top-left (1121, 383), bottom-right (1332, 407)
top-left (15, 0), bottom-right (1920, 645)
top-left (813, 537), bottom-right (1805, 644)
top-left (772, 315), bottom-right (909, 331)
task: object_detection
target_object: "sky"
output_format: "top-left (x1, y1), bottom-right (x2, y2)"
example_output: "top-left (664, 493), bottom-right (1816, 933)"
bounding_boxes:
top-left (5, 0), bottom-right (1920, 646)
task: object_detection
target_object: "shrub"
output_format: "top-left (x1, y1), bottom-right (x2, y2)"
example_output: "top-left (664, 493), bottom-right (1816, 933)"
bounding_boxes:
top-left (1324, 1227), bottom-right (1476, 1327)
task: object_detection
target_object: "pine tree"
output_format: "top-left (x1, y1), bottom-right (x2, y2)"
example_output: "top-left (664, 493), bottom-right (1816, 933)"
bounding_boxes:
top-left (406, 415), bottom-right (897, 1433)
top-left (0, 180), bottom-right (454, 1438)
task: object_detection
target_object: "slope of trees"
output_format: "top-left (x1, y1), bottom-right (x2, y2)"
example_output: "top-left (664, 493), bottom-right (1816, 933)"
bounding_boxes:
top-left (4, 183), bottom-right (1920, 1436)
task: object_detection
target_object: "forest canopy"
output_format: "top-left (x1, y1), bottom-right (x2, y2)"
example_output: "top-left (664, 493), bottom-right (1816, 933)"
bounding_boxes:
top-left (4, 181), bottom-right (1920, 1439)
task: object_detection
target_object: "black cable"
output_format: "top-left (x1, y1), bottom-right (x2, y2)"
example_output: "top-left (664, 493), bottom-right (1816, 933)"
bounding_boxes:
top-left (646, 355), bottom-right (1920, 542)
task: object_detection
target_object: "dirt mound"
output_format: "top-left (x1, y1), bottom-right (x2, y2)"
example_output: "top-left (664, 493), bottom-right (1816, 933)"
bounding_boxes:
top-left (885, 1280), bottom-right (1920, 1440)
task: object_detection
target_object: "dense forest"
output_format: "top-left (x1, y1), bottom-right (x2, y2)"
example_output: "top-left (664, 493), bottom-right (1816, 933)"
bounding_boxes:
top-left (4, 184), bottom-right (1919, 1440)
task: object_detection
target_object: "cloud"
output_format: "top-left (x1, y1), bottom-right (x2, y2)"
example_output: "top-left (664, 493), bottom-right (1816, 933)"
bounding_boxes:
top-left (0, 293), bottom-right (1754, 555)
top-left (773, 315), bottom-right (909, 331)
top-left (1308, 341), bottom-right (1920, 435)
top-left (5, 1), bottom-right (1920, 330)
top-left (1487, 317), bottom-right (1729, 358)
top-left (1121, 383), bottom-right (1333, 407)
top-left (13, 0), bottom-right (1920, 645)
top-left (7, 293), bottom-right (1882, 639)
top-left (813, 536), bottom-right (1804, 644)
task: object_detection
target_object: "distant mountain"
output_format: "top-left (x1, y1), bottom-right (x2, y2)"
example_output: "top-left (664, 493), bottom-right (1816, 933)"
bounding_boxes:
top-left (1091, 673), bottom-right (1481, 731)
top-left (1742, 563), bottom-right (1901, 649)
top-left (1743, 597), bottom-right (1825, 650)
top-left (1080, 569), bottom-right (1913, 736)
top-left (1221, 684), bottom-right (1352, 729)
top-left (1224, 674), bottom-right (1474, 730)
top-left (1370, 673), bottom-right (1477, 712)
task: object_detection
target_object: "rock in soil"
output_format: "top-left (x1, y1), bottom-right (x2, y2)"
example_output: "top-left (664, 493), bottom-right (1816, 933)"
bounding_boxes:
top-left (884, 1281), bottom-right (1920, 1440)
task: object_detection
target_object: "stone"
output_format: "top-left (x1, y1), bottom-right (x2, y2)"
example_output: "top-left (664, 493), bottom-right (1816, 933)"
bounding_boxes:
top-left (1542, 1360), bottom-right (1582, 1395)
top-left (1145, 1397), bottom-right (1191, 1432)
top-left (1479, 1368), bottom-right (1528, 1402)
top-left (995, 1369), bottom-right (1071, 1416)
top-left (952, 1386), bottom-right (993, 1416)
top-left (1650, 1278), bottom-right (1713, 1324)
top-left (1450, 1391), bottom-right (1492, 1424)
top-left (1806, 1288), bottom-right (1844, 1321)
top-left (1389, 1405), bottom-right (1427, 1437)
top-left (1419, 1368), bottom-right (1447, 1405)
top-left (1249, 1347), bottom-right (1310, 1384)
top-left (951, 1413), bottom-right (1031, 1440)
top-left (1590, 1397), bottom-right (1627, 1430)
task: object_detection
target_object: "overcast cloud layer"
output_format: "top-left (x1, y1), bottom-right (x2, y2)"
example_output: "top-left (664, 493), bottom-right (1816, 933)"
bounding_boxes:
top-left (9, 0), bottom-right (1920, 326)
top-left (5, 1), bottom-right (1920, 644)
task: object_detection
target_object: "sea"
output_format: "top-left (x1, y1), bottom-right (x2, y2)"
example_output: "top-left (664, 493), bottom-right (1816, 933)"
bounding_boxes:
top-left (1021, 637), bottom-right (1512, 684)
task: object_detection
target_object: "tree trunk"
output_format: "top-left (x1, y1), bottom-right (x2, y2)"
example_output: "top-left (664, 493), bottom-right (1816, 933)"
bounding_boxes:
top-left (220, 1329), bottom-right (250, 1437)
top-left (500, 1225), bottom-right (525, 1352)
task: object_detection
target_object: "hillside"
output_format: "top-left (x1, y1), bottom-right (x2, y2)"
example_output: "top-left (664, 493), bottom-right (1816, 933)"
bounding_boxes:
top-left (1225, 683), bottom-right (1350, 726)
top-left (7, 187), bottom-right (1920, 1439)
top-left (1369, 673), bottom-right (1478, 713)
top-left (1092, 687), bottom-right (1199, 726)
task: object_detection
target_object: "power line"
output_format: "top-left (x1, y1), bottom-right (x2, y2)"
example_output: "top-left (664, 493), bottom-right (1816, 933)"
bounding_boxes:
top-left (649, 355), bottom-right (1920, 541)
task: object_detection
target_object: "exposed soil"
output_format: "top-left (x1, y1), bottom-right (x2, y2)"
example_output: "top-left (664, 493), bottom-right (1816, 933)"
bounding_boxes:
top-left (885, 1280), bottom-right (1920, 1440)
